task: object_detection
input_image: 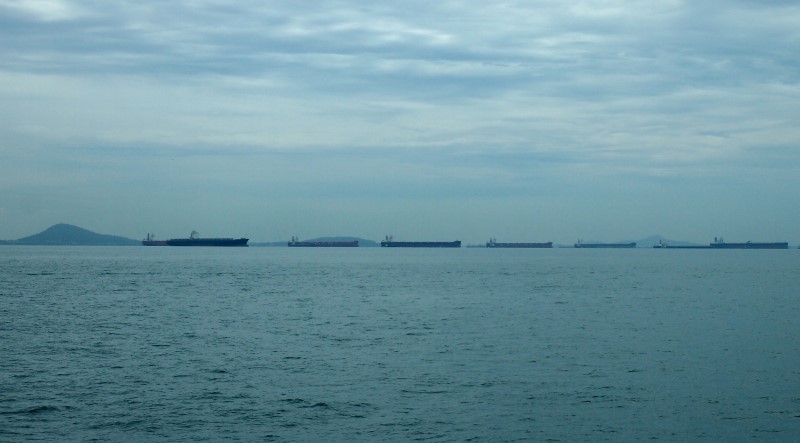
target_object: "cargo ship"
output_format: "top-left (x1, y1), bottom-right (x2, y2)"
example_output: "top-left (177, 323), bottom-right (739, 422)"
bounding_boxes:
top-left (143, 231), bottom-right (248, 247)
top-left (654, 238), bottom-right (789, 249)
top-left (288, 236), bottom-right (358, 247)
top-left (708, 237), bottom-right (788, 249)
top-left (653, 240), bottom-right (710, 249)
top-left (380, 235), bottom-right (461, 248)
top-left (486, 238), bottom-right (552, 248)
top-left (142, 233), bottom-right (168, 246)
top-left (574, 240), bottom-right (636, 248)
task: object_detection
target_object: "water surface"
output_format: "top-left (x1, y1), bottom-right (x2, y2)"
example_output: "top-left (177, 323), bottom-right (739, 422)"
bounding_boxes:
top-left (2, 247), bottom-right (798, 441)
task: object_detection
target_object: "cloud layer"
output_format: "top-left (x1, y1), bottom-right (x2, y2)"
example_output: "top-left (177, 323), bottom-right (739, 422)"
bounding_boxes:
top-left (1, 0), bottom-right (799, 242)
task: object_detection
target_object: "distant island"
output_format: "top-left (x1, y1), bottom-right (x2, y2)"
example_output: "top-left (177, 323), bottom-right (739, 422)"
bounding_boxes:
top-left (0, 223), bottom-right (139, 246)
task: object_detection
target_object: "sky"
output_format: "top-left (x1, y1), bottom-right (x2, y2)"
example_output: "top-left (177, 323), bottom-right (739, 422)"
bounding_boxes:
top-left (1, 0), bottom-right (799, 244)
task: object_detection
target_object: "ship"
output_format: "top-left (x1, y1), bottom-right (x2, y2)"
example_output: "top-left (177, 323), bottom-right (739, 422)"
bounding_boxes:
top-left (574, 240), bottom-right (636, 248)
top-left (708, 237), bottom-right (788, 249)
top-left (653, 240), bottom-right (710, 249)
top-left (380, 235), bottom-right (461, 248)
top-left (142, 233), bottom-right (168, 246)
top-left (486, 238), bottom-right (552, 248)
top-left (653, 238), bottom-right (789, 249)
top-left (143, 231), bottom-right (248, 247)
top-left (288, 236), bottom-right (358, 247)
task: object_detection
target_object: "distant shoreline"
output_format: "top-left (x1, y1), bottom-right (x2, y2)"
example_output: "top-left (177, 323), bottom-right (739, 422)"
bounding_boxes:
top-left (1, 224), bottom-right (796, 248)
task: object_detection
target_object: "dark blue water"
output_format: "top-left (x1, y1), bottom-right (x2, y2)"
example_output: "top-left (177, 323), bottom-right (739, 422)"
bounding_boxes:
top-left (2, 247), bottom-right (799, 441)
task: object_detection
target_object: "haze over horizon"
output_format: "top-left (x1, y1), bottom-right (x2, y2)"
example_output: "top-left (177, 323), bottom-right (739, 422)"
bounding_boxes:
top-left (2, 1), bottom-right (798, 245)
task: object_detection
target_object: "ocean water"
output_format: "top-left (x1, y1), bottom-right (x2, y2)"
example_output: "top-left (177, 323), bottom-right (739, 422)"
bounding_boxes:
top-left (2, 246), bottom-right (799, 441)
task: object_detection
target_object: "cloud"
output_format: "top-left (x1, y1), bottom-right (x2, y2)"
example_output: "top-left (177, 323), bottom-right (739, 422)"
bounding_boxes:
top-left (1, 0), bottom-right (799, 240)
top-left (0, 0), bottom-right (86, 22)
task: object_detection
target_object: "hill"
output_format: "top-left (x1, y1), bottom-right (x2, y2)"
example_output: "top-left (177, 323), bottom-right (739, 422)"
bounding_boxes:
top-left (6, 224), bottom-right (139, 246)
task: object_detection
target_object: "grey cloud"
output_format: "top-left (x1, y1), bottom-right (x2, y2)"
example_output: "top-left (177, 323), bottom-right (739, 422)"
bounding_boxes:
top-left (1, 0), bottom-right (799, 241)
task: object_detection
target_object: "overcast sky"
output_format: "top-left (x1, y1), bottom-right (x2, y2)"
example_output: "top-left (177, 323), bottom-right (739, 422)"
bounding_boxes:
top-left (1, 0), bottom-right (798, 244)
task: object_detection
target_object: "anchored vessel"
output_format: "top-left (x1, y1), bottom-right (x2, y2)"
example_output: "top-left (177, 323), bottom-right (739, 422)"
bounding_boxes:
top-left (653, 240), bottom-right (710, 249)
top-left (143, 231), bottom-right (248, 247)
top-left (486, 238), bottom-right (552, 248)
top-left (288, 236), bottom-right (359, 247)
top-left (574, 240), bottom-right (636, 248)
top-left (381, 235), bottom-right (461, 248)
top-left (142, 233), bottom-right (168, 246)
top-left (654, 238), bottom-right (789, 249)
top-left (708, 237), bottom-right (788, 249)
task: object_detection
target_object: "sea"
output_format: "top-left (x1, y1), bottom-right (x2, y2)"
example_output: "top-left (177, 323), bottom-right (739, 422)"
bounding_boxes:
top-left (2, 246), bottom-right (799, 442)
